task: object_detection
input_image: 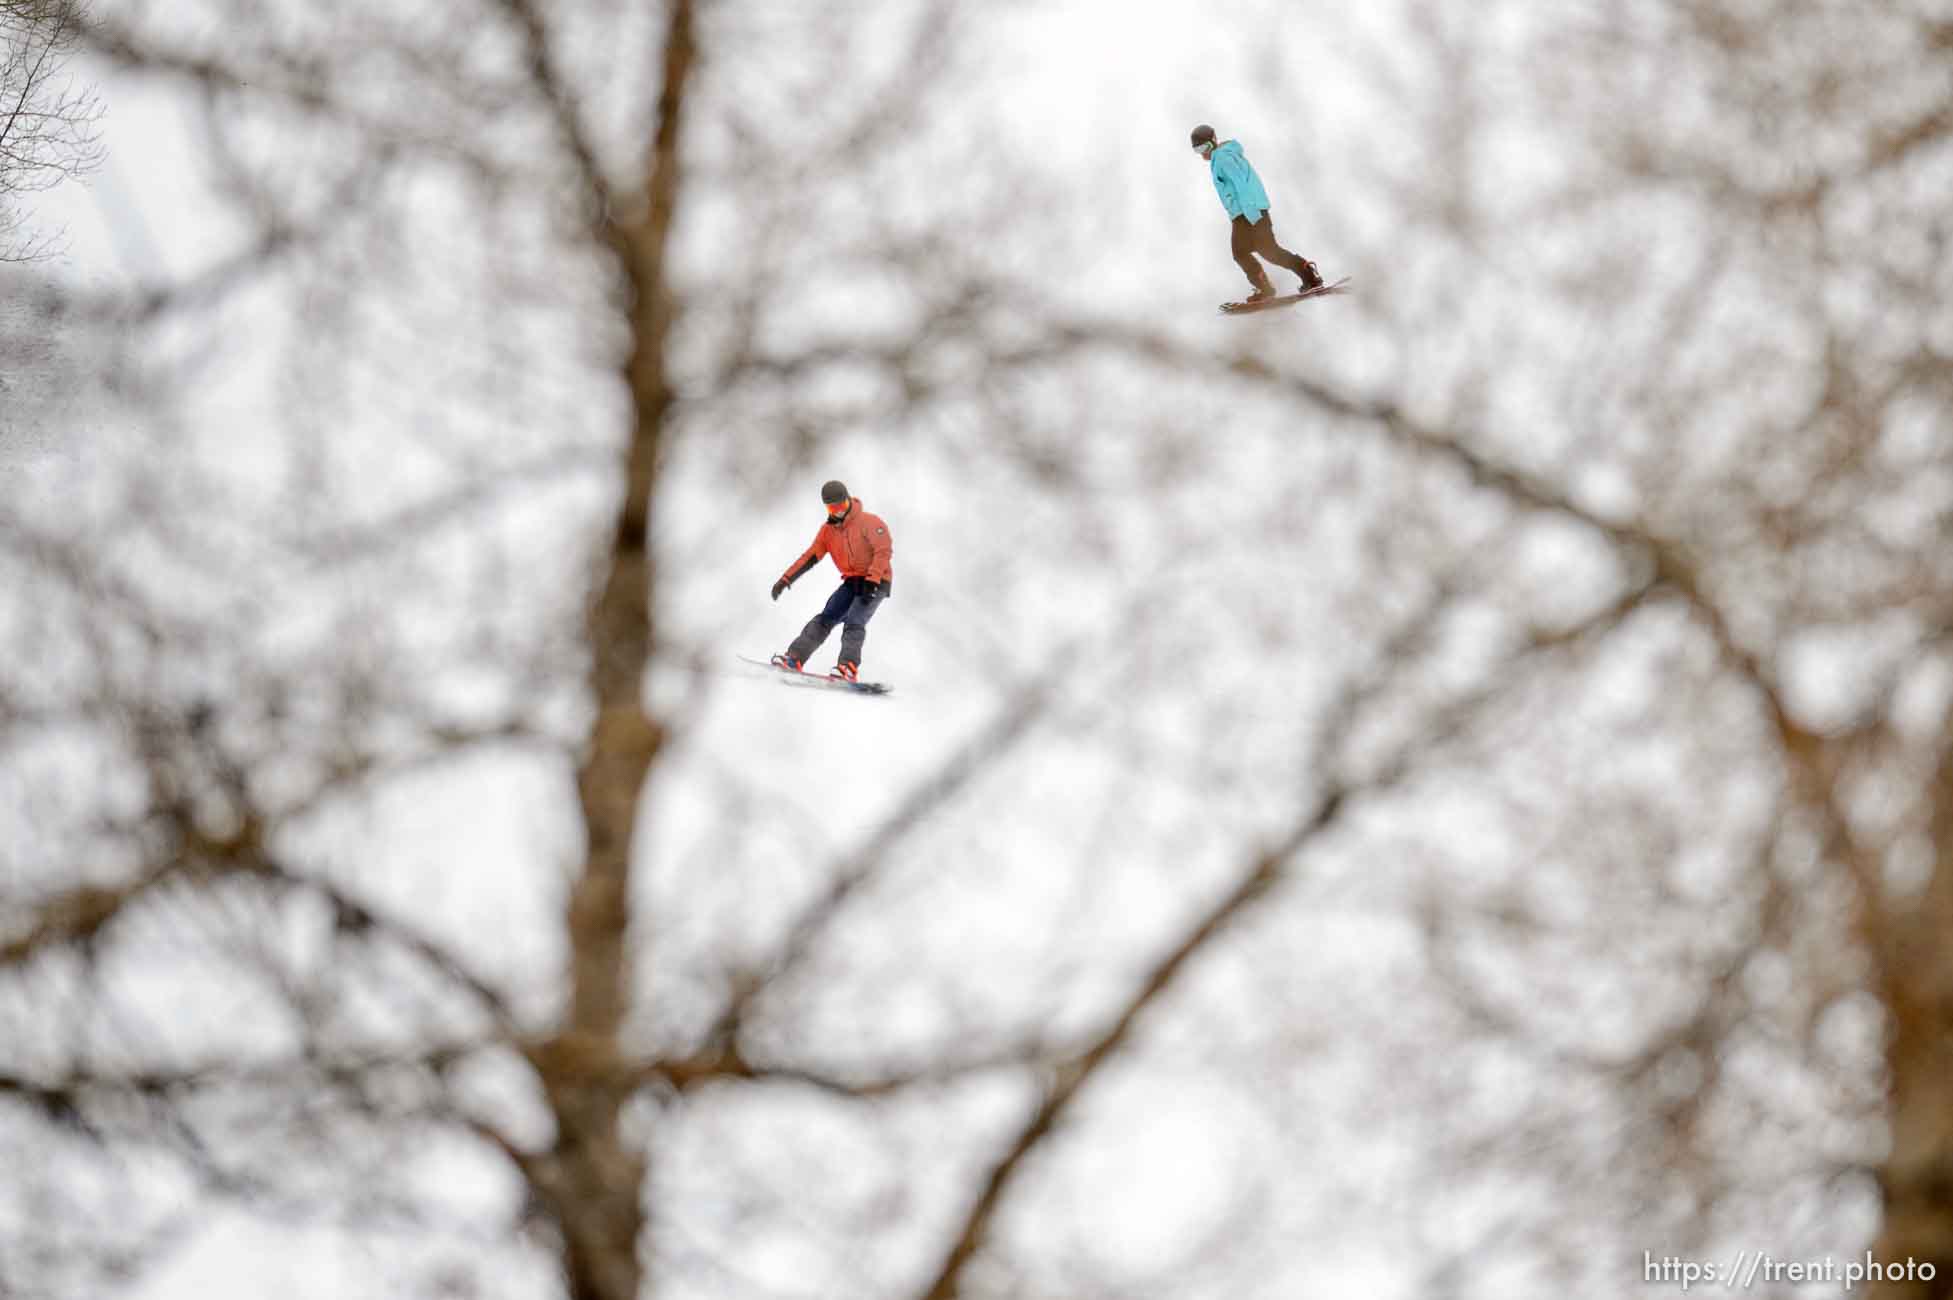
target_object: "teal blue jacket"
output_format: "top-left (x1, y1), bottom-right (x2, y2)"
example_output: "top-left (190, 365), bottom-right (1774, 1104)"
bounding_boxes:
top-left (1208, 139), bottom-right (1271, 223)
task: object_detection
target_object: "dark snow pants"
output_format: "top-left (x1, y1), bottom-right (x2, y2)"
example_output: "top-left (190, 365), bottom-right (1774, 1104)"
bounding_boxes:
top-left (786, 581), bottom-right (885, 668)
top-left (1230, 211), bottom-right (1313, 292)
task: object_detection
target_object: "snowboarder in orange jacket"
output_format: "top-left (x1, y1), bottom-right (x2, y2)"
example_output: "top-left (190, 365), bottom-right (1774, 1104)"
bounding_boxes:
top-left (770, 480), bottom-right (892, 682)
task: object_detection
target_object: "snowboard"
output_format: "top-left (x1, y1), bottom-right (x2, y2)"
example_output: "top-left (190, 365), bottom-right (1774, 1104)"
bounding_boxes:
top-left (1219, 276), bottom-right (1352, 315)
top-left (738, 655), bottom-right (892, 696)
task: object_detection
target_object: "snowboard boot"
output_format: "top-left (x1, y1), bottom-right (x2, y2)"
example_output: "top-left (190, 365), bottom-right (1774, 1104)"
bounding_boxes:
top-left (832, 661), bottom-right (859, 683)
top-left (771, 653), bottom-right (803, 672)
top-left (1244, 280), bottom-right (1278, 304)
top-left (1296, 260), bottom-right (1324, 292)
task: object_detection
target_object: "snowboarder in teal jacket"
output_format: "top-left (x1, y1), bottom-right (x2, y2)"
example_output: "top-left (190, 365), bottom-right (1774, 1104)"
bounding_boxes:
top-left (1192, 125), bottom-right (1322, 303)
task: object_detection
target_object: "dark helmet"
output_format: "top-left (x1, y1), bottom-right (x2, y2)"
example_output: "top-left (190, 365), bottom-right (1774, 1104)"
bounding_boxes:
top-left (1189, 124), bottom-right (1217, 150)
top-left (820, 479), bottom-right (850, 506)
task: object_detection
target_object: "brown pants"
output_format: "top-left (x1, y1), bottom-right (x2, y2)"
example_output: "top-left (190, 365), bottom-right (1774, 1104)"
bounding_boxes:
top-left (1231, 212), bottom-right (1314, 293)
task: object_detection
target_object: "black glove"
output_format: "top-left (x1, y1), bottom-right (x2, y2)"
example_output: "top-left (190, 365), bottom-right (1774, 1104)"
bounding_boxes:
top-left (855, 576), bottom-right (885, 599)
top-left (771, 578), bottom-right (789, 601)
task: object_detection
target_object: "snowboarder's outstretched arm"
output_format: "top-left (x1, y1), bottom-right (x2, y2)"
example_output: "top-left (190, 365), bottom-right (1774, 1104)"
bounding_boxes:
top-left (771, 533), bottom-right (828, 600)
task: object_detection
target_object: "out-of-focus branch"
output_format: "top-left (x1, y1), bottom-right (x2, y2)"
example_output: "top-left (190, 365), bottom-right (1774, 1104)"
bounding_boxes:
top-left (495, 1), bottom-right (697, 1296)
top-left (1041, 299), bottom-right (1890, 959)
top-left (0, 806), bottom-right (516, 1028)
top-left (708, 647), bottom-right (1073, 1048)
top-left (911, 559), bottom-right (1664, 1299)
top-left (646, 1036), bottom-right (1058, 1102)
top-left (80, 13), bottom-right (509, 178)
top-left (0, 811), bottom-right (265, 972)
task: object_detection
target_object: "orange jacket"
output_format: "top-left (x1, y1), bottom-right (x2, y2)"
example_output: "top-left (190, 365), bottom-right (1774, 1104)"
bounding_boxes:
top-left (781, 499), bottom-right (893, 586)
